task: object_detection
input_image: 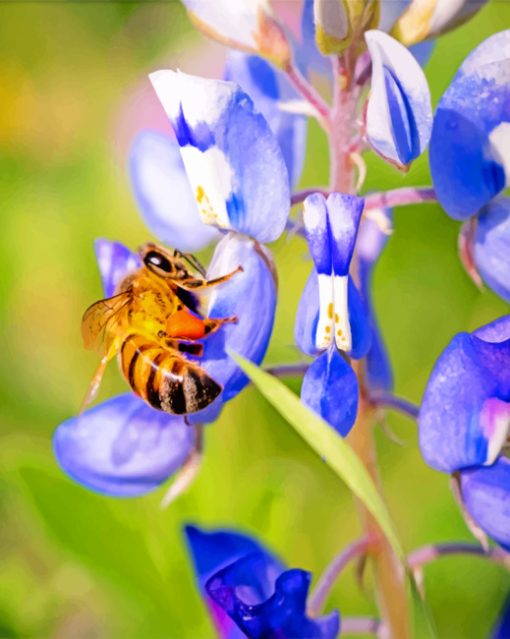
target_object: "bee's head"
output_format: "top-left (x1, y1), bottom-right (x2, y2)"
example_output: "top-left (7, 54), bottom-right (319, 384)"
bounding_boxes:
top-left (140, 243), bottom-right (191, 281)
top-left (140, 243), bottom-right (175, 278)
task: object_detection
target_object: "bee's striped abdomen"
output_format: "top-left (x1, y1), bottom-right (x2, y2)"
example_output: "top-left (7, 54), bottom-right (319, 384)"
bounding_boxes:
top-left (119, 334), bottom-right (221, 415)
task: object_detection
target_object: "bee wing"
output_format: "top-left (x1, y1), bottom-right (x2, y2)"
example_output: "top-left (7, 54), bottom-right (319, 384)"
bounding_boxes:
top-left (81, 291), bottom-right (132, 354)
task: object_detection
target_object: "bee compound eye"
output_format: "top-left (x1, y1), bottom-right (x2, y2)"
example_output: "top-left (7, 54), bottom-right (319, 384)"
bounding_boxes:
top-left (144, 250), bottom-right (173, 274)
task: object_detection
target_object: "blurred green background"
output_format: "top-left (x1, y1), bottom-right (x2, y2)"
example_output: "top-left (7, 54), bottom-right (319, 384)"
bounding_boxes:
top-left (1, 2), bottom-right (510, 638)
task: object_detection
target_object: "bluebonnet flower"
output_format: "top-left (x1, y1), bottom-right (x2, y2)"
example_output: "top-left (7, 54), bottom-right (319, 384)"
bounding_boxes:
top-left (54, 70), bottom-right (291, 497)
top-left (185, 524), bottom-right (340, 639)
top-left (419, 315), bottom-right (510, 548)
top-left (429, 30), bottom-right (510, 300)
top-left (364, 29), bottom-right (432, 169)
top-left (492, 592), bottom-right (510, 639)
top-left (294, 193), bottom-right (372, 436)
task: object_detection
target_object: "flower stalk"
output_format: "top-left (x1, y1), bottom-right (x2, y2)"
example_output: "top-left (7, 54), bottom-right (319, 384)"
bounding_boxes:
top-left (327, 48), bottom-right (412, 639)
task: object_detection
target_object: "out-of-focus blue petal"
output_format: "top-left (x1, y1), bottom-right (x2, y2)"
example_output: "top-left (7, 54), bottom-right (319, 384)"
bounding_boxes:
top-left (475, 197), bottom-right (510, 303)
top-left (461, 458), bottom-right (510, 549)
top-left (357, 211), bottom-right (394, 392)
top-left (430, 30), bottom-right (510, 220)
top-left (491, 592), bottom-right (510, 639)
top-left (224, 52), bottom-right (306, 189)
top-left (185, 525), bottom-right (284, 639)
top-left (149, 70), bottom-right (290, 243)
top-left (419, 322), bottom-right (510, 473)
top-left (298, 0), bottom-right (332, 77)
top-left (365, 30), bottom-right (432, 168)
top-left (94, 239), bottom-right (140, 298)
top-left (301, 349), bottom-right (358, 437)
top-left (201, 234), bottom-right (277, 401)
top-left (294, 270), bottom-right (371, 360)
top-left (206, 553), bottom-right (340, 639)
top-left (129, 131), bottom-right (219, 252)
top-left (180, 0), bottom-right (290, 67)
top-left (53, 394), bottom-right (193, 497)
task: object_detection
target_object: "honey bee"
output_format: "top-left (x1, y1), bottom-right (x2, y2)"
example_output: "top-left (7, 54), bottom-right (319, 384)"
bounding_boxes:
top-left (81, 243), bottom-right (241, 415)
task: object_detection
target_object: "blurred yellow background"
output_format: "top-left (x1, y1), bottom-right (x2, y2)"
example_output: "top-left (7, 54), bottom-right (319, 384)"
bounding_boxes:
top-left (0, 2), bottom-right (509, 637)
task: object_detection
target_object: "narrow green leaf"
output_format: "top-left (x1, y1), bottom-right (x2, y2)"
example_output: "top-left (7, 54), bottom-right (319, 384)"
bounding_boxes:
top-left (232, 352), bottom-right (404, 559)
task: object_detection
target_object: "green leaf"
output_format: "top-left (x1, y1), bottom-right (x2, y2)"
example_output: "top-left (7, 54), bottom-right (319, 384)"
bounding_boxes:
top-left (231, 352), bottom-right (404, 560)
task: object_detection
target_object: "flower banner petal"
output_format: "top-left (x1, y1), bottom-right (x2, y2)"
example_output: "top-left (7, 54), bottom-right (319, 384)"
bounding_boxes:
top-left (129, 131), bottom-right (219, 252)
top-left (224, 52), bottom-right (306, 189)
top-left (94, 239), bottom-right (140, 298)
top-left (419, 323), bottom-right (510, 473)
top-left (429, 30), bottom-right (510, 220)
top-left (206, 553), bottom-right (340, 639)
top-left (201, 234), bottom-right (277, 401)
top-left (150, 70), bottom-right (290, 243)
top-left (475, 197), bottom-right (510, 303)
top-left (54, 394), bottom-right (193, 497)
top-left (461, 458), bottom-right (510, 550)
top-left (365, 29), bottom-right (432, 168)
top-left (294, 270), bottom-right (371, 359)
top-left (301, 349), bottom-right (359, 437)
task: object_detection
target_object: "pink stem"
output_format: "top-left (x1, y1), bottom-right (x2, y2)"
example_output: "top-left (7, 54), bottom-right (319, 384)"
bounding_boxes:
top-left (285, 62), bottom-right (330, 126)
top-left (364, 187), bottom-right (436, 211)
top-left (291, 188), bottom-right (330, 206)
top-left (308, 536), bottom-right (374, 616)
top-left (341, 617), bottom-right (380, 635)
top-left (408, 542), bottom-right (510, 571)
top-left (369, 391), bottom-right (419, 420)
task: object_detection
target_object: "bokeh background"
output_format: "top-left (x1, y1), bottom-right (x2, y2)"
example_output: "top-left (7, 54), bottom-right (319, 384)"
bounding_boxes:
top-left (1, 2), bottom-right (510, 638)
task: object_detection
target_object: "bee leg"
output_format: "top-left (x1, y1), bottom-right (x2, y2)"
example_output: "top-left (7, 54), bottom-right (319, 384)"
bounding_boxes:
top-left (173, 249), bottom-right (207, 277)
top-left (160, 423), bottom-right (203, 509)
top-left (178, 265), bottom-right (244, 290)
top-left (203, 315), bottom-right (238, 336)
top-left (80, 354), bottom-right (109, 413)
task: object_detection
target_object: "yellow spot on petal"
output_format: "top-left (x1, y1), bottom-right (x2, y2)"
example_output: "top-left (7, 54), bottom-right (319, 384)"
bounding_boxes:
top-left (325, 326), bottom-right (331, 333)
top-left (195, 186), bottom-right (220, 225)
top-left (327, 303), bottom-right (334, 319)
top-left (334, 313), bottom-right (339, 323)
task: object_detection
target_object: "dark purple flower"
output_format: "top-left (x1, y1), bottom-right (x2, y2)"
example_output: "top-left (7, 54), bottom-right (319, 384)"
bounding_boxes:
top-left (185, 525), bottom-right (340, 639)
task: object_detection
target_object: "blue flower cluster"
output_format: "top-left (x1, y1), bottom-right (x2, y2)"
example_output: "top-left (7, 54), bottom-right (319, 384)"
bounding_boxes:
top-left (53, 0), bottom-right (510, 632)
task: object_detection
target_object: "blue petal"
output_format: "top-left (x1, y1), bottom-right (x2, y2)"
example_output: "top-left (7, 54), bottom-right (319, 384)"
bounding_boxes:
top-left (303, 193), bottom-right (331, 276)
top-left (185, 525), bottom-right (284, 639)
top-left (224, 52), bottom-right (307, 189)
top-left (430, 30), bottom-right (510, 220)
top-left (365, 30), bottom-right (432, 167)
top-left (53, 394), bottom-right (193, 497)
top-left (94, 239), bottom-right (140, 298)
top-left (149, 70), bottom-right (290, 243)
top-left (129, 131), bottom-right (219, 252)
top-left (201, 234), bottom-right (277, 401)
top-left (206, 553), bottom-right (340, 639)
top-left (301, 349), bottom-right (359, 437)
top-left (294, 270), bottom-right (371, 359)
top-left (461, 458), bottom-right (510, 549)
top-left (297, 0), bottom-right (332, 77)
top-left (327, 193), bottom-right (364, 276)
top-left (357, 212), bottom-right (394, 392)
top-left (475, 197), bottom-right (510, 302)
top-left (491, 591), bottom-right (510, 639)
top-left (419, 320), bottom-right (510, 473)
